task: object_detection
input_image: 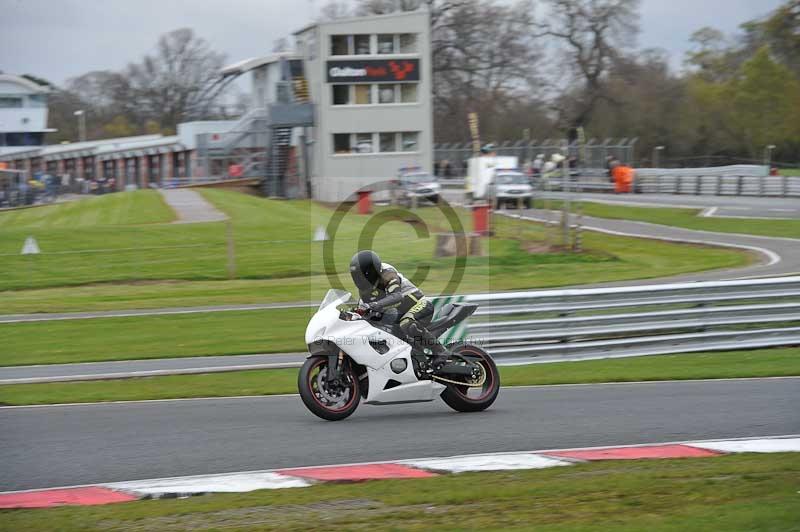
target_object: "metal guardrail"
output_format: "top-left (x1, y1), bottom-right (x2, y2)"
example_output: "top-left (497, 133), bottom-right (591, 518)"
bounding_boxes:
top-left (6, 277), bottom-right (797, 384)
top-left (458, 276), bottom-right (800, 363)
top-left (544, 175), bottom-right (800, 197)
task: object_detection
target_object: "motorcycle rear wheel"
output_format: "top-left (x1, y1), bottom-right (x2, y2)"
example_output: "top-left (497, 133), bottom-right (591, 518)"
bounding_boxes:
top-left (298, 356), bottom-right (360, 421)
top-left (439, 343), bottom-right (500, 412)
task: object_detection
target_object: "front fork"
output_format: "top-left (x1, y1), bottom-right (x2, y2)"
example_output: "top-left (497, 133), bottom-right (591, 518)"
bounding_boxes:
top-left (326, 350), bottom-right (345, 384)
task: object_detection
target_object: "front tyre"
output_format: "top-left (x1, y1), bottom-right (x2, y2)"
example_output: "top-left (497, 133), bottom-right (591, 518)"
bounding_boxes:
top-left (298, 356), bottom-right (360, 421)
top-left (439, 343), bottom-right (500, 412)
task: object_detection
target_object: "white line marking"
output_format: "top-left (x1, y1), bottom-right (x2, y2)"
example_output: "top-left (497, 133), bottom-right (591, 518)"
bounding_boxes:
top-left (692, 438), bottom-right (800, 454)
top-left (406, 453), bottom-right (571, 473)
top-left (502, 376), bottom-right (800, 390)
top-left (700, 206), bottom-right (718, 217)
top-left (703, 213), bottom-right (800, 221)
top-left (0, 304), bottom-right (314, 324)
top-left (0, 362), bottom-right (303, 384)
top-left (1, 376), bottom-right (796, 409)
top-left (0, 393), bottom-right (300, 409)
top-left (108, 472), bottom-right (311, 495)
top-left (539, 196), bottom-right (706, 210)
top-left (0, 353), bottom-right (307, 370)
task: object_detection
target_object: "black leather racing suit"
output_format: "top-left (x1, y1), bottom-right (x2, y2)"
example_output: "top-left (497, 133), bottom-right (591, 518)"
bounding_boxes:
top-left (358, 263), bottom-right (446, 356)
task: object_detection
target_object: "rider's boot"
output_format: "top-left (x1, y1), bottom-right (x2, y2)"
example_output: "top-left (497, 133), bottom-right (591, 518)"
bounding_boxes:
top-left (428, 343), bottom-right (452, 373)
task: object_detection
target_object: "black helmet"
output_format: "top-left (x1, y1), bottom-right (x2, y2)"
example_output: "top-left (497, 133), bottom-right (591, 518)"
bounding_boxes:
top-left (350, 250), bottom-right (382, 291)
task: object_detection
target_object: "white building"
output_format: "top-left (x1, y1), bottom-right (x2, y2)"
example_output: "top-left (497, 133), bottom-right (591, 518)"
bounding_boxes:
top-left (295, 9), bottom-right (433, 201)
top-left (0, 74), bottom-right (55, 150)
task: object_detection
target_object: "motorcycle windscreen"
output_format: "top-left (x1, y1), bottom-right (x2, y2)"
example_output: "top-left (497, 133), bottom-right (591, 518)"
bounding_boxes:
top-left (318, 289), bottom-right (351, 311)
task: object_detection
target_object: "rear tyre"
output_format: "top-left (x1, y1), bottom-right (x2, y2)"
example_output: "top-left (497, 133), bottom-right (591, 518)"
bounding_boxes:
top-left (439, 343), bottom-right (500, 412)
top-left (298, 356), bottom-right (360, 421)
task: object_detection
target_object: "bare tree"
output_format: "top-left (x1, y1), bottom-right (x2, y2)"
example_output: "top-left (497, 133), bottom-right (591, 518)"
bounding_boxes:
top-left (318, 0), bottom-right (353, 20)
top-left (125, 28), bottom-right (227, 131)
top-left (355, 0), bottom-right (423, 14)
top-left (537, 0), bottom-right (640, 128)
top-left (432, 0), bottom-right (543, 140)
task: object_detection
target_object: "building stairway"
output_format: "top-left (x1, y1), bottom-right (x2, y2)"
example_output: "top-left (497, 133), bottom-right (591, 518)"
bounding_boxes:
top-left (264, 127), bottom-right (293, 197)
top-left (200, 57), bottom-right (314, 197)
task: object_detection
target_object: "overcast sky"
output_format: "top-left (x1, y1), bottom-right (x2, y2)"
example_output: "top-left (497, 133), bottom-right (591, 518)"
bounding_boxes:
top-left (0, 0), bottom-right (784, 86)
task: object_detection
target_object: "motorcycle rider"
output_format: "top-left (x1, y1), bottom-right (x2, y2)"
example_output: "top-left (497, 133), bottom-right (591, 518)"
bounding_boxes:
top-left (350, 250), bottom-right (450, 372)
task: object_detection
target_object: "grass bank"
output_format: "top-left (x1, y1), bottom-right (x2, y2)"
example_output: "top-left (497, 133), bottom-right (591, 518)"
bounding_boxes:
top-left (0, 308), bottom-right (313, 367)
top-left (0, 189), bottom-right (175, 227)
top-left (2, 453), bottom-right (798, 532)
top-left (0, 189), bottom-right (751, 311)
top-left (1, 348), bottom-right (796, 405)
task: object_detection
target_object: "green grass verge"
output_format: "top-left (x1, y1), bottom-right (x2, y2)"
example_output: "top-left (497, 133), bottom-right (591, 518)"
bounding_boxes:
top-left (2, 454), bottom-right (798, 532)
top-left (0, 308), bottom-right (313, 366)
top-left (0, 189), bottom-right (751, 308)
top-left (1, 348), bottom-right (796, 406)
top-left (779, 167), bottom-right (800, 177)
top-left (572, 201), bottom-right (800, 239)
top-left (0, 189), bottom-right (175, 228)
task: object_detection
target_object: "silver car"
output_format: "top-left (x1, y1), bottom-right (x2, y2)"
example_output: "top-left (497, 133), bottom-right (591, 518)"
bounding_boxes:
top-left (396, 171), bottom-right (441, 205)
top-left (488, 170), bottom-right (533, 208)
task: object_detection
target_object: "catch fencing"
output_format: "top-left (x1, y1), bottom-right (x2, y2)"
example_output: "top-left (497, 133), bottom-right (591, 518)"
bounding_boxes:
top-left (433, 138), bottom-right (637, 177)
top-left (443, 276), bottom-right (800, 363)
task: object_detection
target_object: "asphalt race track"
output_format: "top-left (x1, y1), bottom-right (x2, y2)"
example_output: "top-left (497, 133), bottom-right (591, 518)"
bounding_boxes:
top-left (540, 192), bottom-right (800, 219)
top-left (2, 378), bottom-right (798, 492)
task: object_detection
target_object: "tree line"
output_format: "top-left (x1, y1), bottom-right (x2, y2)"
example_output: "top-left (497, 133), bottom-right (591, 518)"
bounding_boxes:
top-left (344, 0), bottom-right (800, 165)
top-left (25, 28), bottom-right (233, 143)
top-left (26, 0), bottom-right (800, 166)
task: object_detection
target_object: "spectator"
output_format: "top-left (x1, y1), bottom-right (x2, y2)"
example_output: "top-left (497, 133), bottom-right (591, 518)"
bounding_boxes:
top-left (532, 154), bottom-right (544, 176)
top-left (612, 163), bottom-right (634, 193)
top-left (606, 156), bottom-right (619, 178)
top-left (543, 153), bottom-right (564, 176)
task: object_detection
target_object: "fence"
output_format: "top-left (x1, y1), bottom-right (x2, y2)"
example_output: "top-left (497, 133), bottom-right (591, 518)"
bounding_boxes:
top-left (434, 138), bottom-right (638, 177)
top-left (450, 276), bottom-right (800, 363)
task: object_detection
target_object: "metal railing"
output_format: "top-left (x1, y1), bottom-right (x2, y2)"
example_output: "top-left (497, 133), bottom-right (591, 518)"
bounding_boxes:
top-left (454, 276), bottom-right (800, 363)
top-left (634, 174), bottom-right (800, 197)
top-left (534, 174), bottom-right (800, 197)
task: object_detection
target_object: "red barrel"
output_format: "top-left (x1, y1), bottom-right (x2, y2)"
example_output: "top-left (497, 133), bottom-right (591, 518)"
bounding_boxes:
top-left (357, 190), bottom-right (372, 215)
top-left (472, 203), bottom-right (491, 235)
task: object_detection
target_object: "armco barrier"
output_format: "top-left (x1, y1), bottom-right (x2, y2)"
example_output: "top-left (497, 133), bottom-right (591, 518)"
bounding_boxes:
top-left (634, 175), bottom-right (800, 197)
top-left (454, 276), bottom-right (800, 362)
top-left (544, 175), bottom-right (800, 197)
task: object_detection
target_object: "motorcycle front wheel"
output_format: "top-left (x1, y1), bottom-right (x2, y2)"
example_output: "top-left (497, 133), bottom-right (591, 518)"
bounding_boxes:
top-left (439, 343), bottom-right (500, 412)
top-left (298, 356), bottom-right (361, 421)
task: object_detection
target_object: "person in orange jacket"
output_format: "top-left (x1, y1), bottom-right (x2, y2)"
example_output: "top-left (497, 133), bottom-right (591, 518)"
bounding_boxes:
top-left (612, 164), bottom-right (635, 193)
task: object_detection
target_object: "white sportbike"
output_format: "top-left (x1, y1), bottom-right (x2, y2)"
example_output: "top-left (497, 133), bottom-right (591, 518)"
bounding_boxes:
top-left (299, 289), bottom-right (500, 421)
